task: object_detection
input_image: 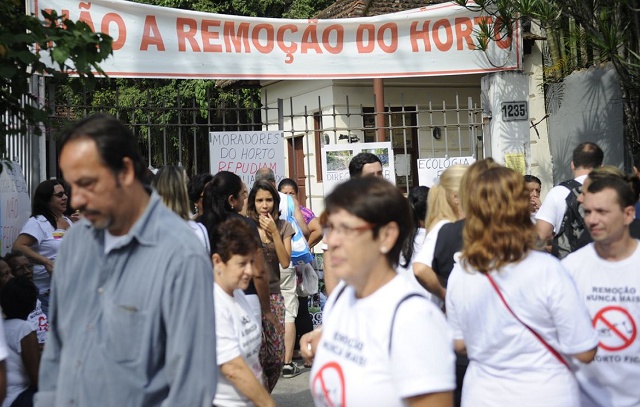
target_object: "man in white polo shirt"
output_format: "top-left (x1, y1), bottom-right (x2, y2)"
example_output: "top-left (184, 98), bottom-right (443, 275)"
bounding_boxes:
top-left (562, 175), bottom-right (640, 407)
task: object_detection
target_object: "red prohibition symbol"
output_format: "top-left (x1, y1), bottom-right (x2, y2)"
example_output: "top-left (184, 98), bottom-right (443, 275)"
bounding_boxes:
top-left (592, 306), bottom-right (637, 352)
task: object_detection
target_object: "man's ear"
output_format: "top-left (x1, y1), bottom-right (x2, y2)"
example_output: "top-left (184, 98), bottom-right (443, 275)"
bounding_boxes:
top-left (119, 157), bottom-right (136, 186)
top-left (570, 161), bottom-right (575, 172)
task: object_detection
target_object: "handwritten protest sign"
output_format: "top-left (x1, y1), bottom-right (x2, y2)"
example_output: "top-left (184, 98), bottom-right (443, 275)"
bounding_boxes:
top-left (0, 162), bottom-right (31, 256)
top-left (209, 131), bottom-right (285, 186)
top-left (417, 156), bottom-right (475, 187)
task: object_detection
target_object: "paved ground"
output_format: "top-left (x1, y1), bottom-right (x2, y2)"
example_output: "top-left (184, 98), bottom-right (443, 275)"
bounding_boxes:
top-left (272, 363), bottom-right (314, 406)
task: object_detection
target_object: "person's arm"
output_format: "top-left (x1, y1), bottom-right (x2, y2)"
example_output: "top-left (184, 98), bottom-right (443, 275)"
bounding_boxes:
top-left (219, 356), bottom-right (275, 407)
top-left (535, 220), bottom-right (554, 245)
top-left (161, 254), bottom-right (217, 406)
top-left (413, 263), bottom-right (446, 301)
top-left (453, 339), bottom-right (466, 354)
top-left (306, 217), bottom-right (324, 249)
top-left (13, 234), bottom-right (54, 275)
top-left (571, 347), bottom-right (597, 363)
top-left (252, 249), bottom-right (281, 331)
top-left (406, 392), bottom-right (453, 407)
top-left (291, 197), bottom-right (310, 238)
top-left (299, 327), bottom-right (323, 366)
top-left (20, 331), bottom-right (40, 388)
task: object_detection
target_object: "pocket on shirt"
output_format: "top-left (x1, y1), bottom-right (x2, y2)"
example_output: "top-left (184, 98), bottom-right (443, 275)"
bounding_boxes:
top-left (104, 301), bottom-right (146, 363)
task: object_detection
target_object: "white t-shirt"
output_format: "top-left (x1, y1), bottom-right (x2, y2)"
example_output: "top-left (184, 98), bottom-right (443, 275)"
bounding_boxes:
top-left (412, 220), bottom-right (450, 307)
top-left (27, 299), bottom-right (48, 344)
top-left (535, 175), bottom-right (587, 233)
top-left (562, 242), bottom-right (640, 407)
top-left (18, 215), bottom-right (70, 293)
top-left (187, 220), bottom-right (210, 253)
top-left (213, 284), bottom-right (263, 407)
top-left (446, 250), bottom-right (598, 407)
top-left (2, 319), bottom-right (34, 407)
top-left (310, 276), bottom-right (455, 406)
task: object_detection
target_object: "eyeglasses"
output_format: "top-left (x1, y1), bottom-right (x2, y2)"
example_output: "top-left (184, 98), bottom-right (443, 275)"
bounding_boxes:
top-left (12, 264), bottom-right (34, 273)
top-left (323, 223), bottom-right (375, 239)
top-left (52, 192), bottom-right (67, 198)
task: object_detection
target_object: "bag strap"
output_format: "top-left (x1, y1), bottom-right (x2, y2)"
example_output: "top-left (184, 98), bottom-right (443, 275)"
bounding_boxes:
top-left (485, 273), bottom-right (569, 368)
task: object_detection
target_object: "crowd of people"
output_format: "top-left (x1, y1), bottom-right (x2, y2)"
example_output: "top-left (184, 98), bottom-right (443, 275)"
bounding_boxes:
top-left (0, 114), bottom-right (638, 407)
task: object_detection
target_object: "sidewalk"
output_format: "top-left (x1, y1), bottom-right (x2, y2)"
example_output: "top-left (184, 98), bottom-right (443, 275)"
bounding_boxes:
top-left (272, 364), bottom-right (314, 407)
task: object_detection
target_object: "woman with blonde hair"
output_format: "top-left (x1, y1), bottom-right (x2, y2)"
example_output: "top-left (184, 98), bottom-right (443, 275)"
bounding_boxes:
top-left (446, 166), bottom-right (598, 407)
top-left (152, 165), bottom-right (210, 252)
top-left (413, 165), bottom-right (467, 305)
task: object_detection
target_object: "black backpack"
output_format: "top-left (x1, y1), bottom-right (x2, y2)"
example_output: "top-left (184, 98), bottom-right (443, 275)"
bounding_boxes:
top-left (551, 179), bottom-right (592, 259)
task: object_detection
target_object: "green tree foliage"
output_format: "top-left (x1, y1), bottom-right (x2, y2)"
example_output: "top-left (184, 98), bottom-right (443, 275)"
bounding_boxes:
top-left (454, 0), bottom-right (640, 152)
top-left (1, 0), bottom-right (112, 160)
top-left (52, 0), bottom-right (333, 175)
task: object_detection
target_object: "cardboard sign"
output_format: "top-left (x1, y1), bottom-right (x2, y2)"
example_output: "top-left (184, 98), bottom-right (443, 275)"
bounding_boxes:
top-left (417, 156), bottom-right (475, 187)
top-left (0, 162), bottom-right (31, 256)
top-left (209, 131), bottom-right (285, 186)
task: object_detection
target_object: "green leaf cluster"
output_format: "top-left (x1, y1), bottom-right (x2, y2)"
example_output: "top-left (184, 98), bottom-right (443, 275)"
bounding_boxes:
top-left (0, 0), bottom-right (113, 161)
top-left (453, 0), bottom-right (640, 153)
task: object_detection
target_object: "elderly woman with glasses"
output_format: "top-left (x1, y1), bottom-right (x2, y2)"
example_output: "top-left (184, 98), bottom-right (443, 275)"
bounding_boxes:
top-left (301, 177), bottom-right (456, 407)
top-left (12, 180), bottom-right (72, 317)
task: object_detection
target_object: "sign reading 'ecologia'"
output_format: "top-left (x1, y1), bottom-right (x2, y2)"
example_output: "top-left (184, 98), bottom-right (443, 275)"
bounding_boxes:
top-left (29, 0), bottom-right (521, 79)
top-left (209, 131), bottom-right (285, 186)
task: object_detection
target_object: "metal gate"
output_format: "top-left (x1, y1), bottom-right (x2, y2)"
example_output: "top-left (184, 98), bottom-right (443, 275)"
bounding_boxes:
top-left (40, 80), bottom-right (483, 191)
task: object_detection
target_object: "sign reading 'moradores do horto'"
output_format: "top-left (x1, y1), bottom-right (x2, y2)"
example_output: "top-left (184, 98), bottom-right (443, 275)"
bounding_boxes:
top-left (28, 0), bottom-right (521, 79)
top-left (209, 131), bottom-right (285, 186)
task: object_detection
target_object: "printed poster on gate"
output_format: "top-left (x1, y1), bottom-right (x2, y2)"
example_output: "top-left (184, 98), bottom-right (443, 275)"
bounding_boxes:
top-left (321, 142), bottom-right (395, 196)
top-left (209, 131), bottom-right (285, 186)
top-left (28, 0), bottom-right (521, 79)
top-left (417, 156), bottom-right (475, 187)
top-left (0, 161), bottom-right (31, 256)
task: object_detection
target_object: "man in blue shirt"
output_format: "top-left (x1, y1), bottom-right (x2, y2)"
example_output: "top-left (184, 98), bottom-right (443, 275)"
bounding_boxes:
top-left (35, 114), bottom-right (217, 407)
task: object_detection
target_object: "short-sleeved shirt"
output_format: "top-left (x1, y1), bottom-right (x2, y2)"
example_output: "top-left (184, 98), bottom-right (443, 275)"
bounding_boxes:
top-left (311, 276), bottom-right (455, 406)
top-left (562, 242), bottom-right (640, 407)
top-left (300, 206), bottom-right (316, 225)
top-left (264, 219), bottom-right (295, 294)
top-left (446, 250), bottom-right (598, 407)
top-left (213, 284), bottom-right (263, 407)
top-left (3, 319), bottom-right (33, 407)
top-left (18, 215), bottom-right (71, 293)
top-left (535, 175), bottom-right (587, 234)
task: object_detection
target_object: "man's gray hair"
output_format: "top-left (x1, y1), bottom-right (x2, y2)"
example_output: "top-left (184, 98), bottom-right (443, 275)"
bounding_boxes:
top-left (254, 167), bottom-right (276, 185)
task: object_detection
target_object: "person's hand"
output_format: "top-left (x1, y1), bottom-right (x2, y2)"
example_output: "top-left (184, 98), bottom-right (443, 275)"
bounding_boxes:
top-left (531, 196), bottom-right (541, 213)
top-left (44, 259), bottom-right (54, 275)
top-left (263, 311), bottom-right (284, 335)
top-left (259, 214), bottom-right (278, 237)
top-left (70, 210), bottom-right (81, 223)
top-left (300, 327), bottom-right (323, 366)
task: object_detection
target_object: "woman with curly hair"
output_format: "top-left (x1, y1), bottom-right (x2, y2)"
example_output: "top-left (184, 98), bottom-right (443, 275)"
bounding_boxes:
top-left (445, 166), bottom-right (598, 407)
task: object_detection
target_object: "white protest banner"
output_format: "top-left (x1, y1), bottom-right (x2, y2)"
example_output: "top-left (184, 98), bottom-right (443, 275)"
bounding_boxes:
top-left (0, 162), bottom-right (31, 256)
top-left (28, 0), bottom-right (521, 79)
top-left (417, 156), bottom-right (475, 187)
top-left (321, 142), bottom-right (395, 196)
top-left (209, 131), bottom-right (285, 186)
